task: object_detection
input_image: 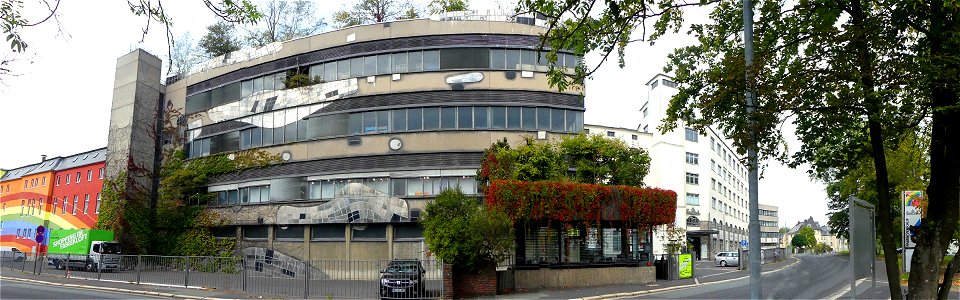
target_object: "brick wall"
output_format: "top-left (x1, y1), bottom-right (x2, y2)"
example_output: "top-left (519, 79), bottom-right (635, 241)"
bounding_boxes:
top-left (451, 263), bottom-right (497, 298)
top-left (442, 264), bottom-right (453, 299)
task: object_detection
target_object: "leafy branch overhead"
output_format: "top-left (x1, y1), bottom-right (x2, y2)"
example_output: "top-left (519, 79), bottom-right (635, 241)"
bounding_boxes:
top-left (516, 0), bottom-right (718, 93)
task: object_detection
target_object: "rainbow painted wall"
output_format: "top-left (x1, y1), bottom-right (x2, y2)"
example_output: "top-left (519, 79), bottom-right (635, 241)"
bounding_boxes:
top-left (0, 148), bottom-right (107, 253)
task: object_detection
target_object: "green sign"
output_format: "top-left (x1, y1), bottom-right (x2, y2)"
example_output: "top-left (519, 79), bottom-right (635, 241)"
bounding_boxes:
top-left (678, 253), bottom-right (693, 278)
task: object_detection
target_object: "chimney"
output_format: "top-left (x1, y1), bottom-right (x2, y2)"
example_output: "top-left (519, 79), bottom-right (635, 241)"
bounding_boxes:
top-left (41, 155), bottom-right (47, 161)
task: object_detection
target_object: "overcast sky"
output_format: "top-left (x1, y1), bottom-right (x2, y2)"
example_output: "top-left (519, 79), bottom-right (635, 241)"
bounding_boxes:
top-left (0, 0), bottom-right (828, 227)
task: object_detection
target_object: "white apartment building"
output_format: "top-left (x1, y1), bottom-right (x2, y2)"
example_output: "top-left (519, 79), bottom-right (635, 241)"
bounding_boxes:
top-left (586, 74), bottom-right (751, 260)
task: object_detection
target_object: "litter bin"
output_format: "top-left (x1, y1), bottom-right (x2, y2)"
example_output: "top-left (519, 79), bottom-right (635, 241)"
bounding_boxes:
top-left (654, 257), bottom-right (669, 279)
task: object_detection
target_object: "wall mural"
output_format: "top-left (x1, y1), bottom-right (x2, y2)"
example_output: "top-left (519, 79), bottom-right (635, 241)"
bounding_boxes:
top-left (205, 78), bottom-right (359, 125)
top-left (276, 183), bottom-right (409, 224)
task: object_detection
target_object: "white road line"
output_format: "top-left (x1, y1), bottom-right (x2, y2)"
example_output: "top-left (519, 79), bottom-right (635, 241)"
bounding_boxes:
top-left (826, 278), bottom-right (867, 300)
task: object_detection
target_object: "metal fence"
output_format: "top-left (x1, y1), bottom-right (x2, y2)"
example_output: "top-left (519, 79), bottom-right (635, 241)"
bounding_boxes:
top-left (0, 251), bottom-right (445, 299)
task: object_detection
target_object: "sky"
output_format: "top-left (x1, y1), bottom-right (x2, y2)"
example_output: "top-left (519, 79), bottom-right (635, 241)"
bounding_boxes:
top-left (0, 0), bottom-right (828, 227)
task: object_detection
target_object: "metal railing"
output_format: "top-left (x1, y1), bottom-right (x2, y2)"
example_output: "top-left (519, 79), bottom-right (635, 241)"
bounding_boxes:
top-left (1, 251), bottom-right (445, 299)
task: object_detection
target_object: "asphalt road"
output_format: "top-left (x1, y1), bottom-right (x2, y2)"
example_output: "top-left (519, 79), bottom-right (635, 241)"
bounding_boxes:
top-left (0, 278), bottom-right (165, 299)
top-left (630, 254), bottom-right (865, 299)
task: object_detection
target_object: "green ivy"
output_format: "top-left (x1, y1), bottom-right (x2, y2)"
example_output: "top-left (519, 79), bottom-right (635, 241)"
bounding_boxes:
top-left (98, 149), bottom-right (279, 256)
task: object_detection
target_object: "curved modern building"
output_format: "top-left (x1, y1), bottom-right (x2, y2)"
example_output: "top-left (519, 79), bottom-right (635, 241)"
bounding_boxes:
top-left (113, 12), bottom-right (584, 261)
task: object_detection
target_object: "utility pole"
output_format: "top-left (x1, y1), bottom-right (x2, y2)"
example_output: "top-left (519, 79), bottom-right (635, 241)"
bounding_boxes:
top-left (742, 0), bottom-right (761, 297)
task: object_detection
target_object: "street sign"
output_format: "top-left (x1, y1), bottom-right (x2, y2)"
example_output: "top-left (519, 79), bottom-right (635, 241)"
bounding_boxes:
top-left (741, 240), bottom-right (748, 247)
top-left (36, 225), bottom-right (45, 235)
top-left (902, 191), bottom-right (923, 273)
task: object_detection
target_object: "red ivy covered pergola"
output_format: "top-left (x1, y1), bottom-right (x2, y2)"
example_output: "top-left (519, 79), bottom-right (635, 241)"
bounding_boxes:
top-left (485, 180), bottom-right (677, 227)
top-left (485, 180), bottom-right (677, 267)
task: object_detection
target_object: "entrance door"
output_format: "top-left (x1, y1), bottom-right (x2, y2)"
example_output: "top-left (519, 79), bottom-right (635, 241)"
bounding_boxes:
top-left (690, 237), bottom-right (702, 260)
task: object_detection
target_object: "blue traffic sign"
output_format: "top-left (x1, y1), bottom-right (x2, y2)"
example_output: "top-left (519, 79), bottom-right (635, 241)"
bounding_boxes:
top-left (741, 240), bottom-right (748, 247)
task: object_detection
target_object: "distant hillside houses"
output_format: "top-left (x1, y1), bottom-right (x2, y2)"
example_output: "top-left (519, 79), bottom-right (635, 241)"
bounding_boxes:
top-left (781, 217), bottom-right (848, 253)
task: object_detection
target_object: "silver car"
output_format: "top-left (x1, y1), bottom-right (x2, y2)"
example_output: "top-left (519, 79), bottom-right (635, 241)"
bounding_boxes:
top-left (715, 251), bottom-right (740, 267)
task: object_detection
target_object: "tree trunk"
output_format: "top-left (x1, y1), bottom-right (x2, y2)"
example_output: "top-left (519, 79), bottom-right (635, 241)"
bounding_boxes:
top-left (938, 249), bottom-right (960, 299)
top-left (908, 1), bottom-right (960, 298)
top-left (850, 0), bottom-right (901, 298)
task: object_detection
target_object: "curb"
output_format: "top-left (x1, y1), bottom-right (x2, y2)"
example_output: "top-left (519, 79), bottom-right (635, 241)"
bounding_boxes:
top-left (572, 258), bottom-right (802, 300)
top-left (0, 275), bottom-right (229, 300)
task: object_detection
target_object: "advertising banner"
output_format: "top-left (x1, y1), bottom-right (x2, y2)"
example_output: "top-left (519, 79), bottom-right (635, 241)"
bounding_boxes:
top-left (902, 191), bottom-right (923, 273)
top-left (678, 253), bottom-right (693, 278)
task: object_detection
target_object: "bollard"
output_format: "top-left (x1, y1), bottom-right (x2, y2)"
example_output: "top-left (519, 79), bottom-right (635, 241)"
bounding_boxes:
top-left (21, 253), bottom-right (27, 272)
top-left (36, 254), bottom-right (44, 275)
top-left (97, 256), bottom-right (102, 280)
top-left (136, 255), bottom-right (142, 284)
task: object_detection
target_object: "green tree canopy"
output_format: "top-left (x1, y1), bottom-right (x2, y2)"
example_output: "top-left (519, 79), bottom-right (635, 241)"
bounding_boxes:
top-left (792, 226), bottom-right (817, 251)
top-left (428, 0), bottom-right (468, 14)
top-left (332, 0), bottom-right (412, 29)
top-left (477, 134), bottom-right (652, 190)
top-left (421, 188), bottom-right (513, 272)
top-left (199, 21), bottom-right (242, 58)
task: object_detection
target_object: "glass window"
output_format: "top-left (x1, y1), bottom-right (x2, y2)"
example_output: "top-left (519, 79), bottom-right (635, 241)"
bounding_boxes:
top-left (522, 107), bottom-right (537, 129)
top-left (685, 173), bottom-right (699, 185)
top-left (240, 188), bottom-right (249, 203)
top-left (376, 110), bottom-right (389, 132)
top-left (364, 56), bottom-right (377, 76)
top-left (241, 80), bottom-right (253, 98)
top-left (505, 49), bottom-right (521, 70)
top-left (440, 107), bottom-right (456, 129)
top-left (423, 50), bottom-right (440, 71)
top-left (686, 193), bottom-right (700, 206)
top-left (249, 186), bottom-right (262, 203)
top-left (391, 109), bottom-right (407, 132)
top-left (408, 51), bottom-right (423, 72)
top-left (309, 65), bottom-right (323, 82)
top-left (424, 177), bottom-right (440, 195)
top-left (243, 226), bottom-right (268, 239)
top-left (389, 178), bottom-right (405, 196)
top-left (521, 50), bottom-right (536, 70)
top-left (407, 108), bottom-right (423, 130)
top-left (564, 53), bottom-right (580, 68)
top-left (685, 128), bottom-right (699, 142)
top-left (363, 111), bottom-right (377, 133)
top-left (459, 177), bottom-right (476, 194)
top-left (551, 108), bottom-right (565, 131)
top-left (312, 224), bottom-right (346, 240)
top-left (406, 178), bottom-right (423, 196)
top-left (394, 224), bottom-right (425, 239)
top-left (490, 49), bottom-right (505, 69)
top-left (490, 107), bottom-right (506, 129)
top-left (337, 60), bottom-right (350, 79)
top-left (324, 62), bottom-right (337, 82)
top-left (565, 110), bottom-right (577, 132)
top-left (423, 107), bottom-right (440, 130)
top-left (392, 52), bottom-right (408, 73)
top-left (474, 106), bottom-right (488, 129)
top-left (377, 54), bottom-right (391, 75)
top-left (352, 224), bottom-right (387, 239)
top-left (321, 180), bottom-right (334, 199)
top-left (457, 107), bottom-right (473, 129)
top-left (351, 57), bottom-right (364, 77)
top-left (275, 225), bottom-right (305, 240)
top-left (265, 74), bottom-right (278, 91)
top-left (349, 113), bottom-right (363, 134)
top-left (253, 76), bottom-right (264, 94)
top-left (537, 107), bottom-right (551, 129)
top-left (685, 152), bottom-right (699, 165)
top-left (507, 107), bottom-right (521, 129)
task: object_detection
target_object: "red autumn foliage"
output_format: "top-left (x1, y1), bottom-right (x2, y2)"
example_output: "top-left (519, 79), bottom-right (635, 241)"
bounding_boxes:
top-left (484, 180), bottom-right (677, 228)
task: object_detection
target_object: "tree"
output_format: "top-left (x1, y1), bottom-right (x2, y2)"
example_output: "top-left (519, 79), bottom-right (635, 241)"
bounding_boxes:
top-left (332, 0), bottom-right (412, 29)
top-left (1, 1), bottom-right (261, 77)
top-left (421, 188), bottom-right (513, 272)
top-left (518, 0), bottom-right (960, 298)
top-left (244, 0), bottom-right (326, 48)
top-left (199, 21), bottom-right (242, 58)
top-left (477, 134), bottom-right (652, 189)
top-left (428, 0), bottom-right (468, 14)
top-left (168, 33), bottom-right (198, 76)
top-left (791, 227), bottom-right (817, 252)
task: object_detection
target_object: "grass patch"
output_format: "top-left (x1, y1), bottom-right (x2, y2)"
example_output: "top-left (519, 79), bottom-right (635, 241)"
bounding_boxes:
top-left (838, 250), bottom-right (850, 255)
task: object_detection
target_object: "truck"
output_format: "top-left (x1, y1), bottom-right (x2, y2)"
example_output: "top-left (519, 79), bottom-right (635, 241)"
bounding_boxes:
top-left (47, 229), bottom-right (122, 272)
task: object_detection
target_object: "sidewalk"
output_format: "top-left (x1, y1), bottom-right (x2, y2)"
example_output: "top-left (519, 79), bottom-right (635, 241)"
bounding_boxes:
top-left (492, 257), bottom-right (800, 300)
top-left (0, 268), bottom-right (260, 299)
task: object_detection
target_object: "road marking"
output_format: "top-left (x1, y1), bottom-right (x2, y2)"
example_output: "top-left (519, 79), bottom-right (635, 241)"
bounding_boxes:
top-left (0, 276), bottom-right (221, 300)
top-left (825, 278), bottom-right (867, 300)
top-left (591, 258), bottom-right (804, 300)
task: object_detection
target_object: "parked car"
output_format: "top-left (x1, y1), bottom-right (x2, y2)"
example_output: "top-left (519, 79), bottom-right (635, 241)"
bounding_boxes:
top-left (380, 259), bottom-right (426, 299)
top-left (0, 247), bottom-right (26, 262)
top-left (715, 251), bottom-right (740, 267)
